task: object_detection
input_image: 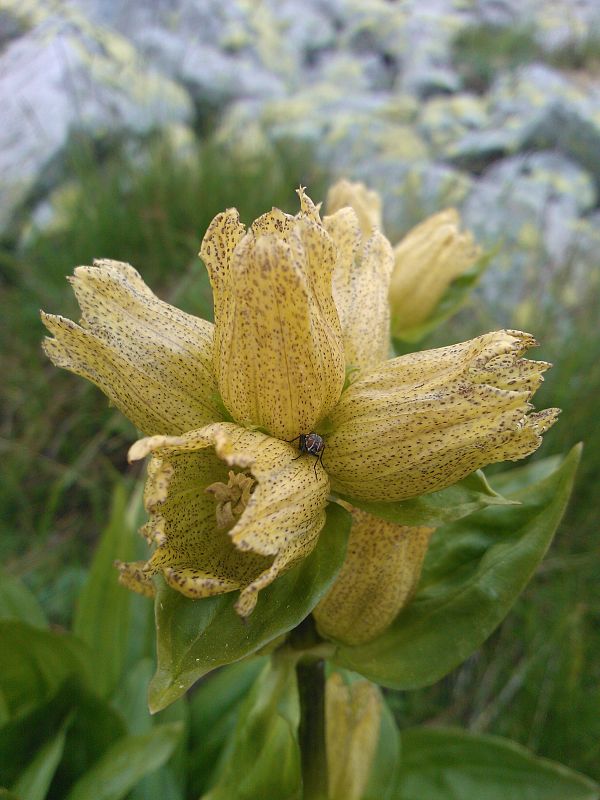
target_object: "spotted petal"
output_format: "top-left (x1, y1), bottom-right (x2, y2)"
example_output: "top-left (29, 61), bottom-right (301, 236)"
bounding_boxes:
top-left (326, 179), bottom-right (383, 237)
top-left (125, 422), bottom-right (330, 617)
top-left (42, 259), bottom-right (219, 435)
top-left (325, 330), bottom-right (560, 501)
top-left (200, 190), bottom-right (346, 440)
top-left (326, 672), bottom-right (382, 800)
top-left (390, 209), bottom-right (481, 336)
top-left (324, 207), bottom-right (394, 371)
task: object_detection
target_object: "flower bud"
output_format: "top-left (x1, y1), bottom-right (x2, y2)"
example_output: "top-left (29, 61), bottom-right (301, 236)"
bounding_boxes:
top-left (315, 508), bottom-right (434, 645)
top-left (326, 179), bottom-right (383, 238)
top-left (389, 209), bottom-right (481, 337)
top-left (326, 672), bottom-right (382, 800)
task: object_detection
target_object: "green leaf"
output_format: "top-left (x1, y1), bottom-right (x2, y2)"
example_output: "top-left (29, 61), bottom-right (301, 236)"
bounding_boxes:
top-left (397, 727), bottom-right (599, 799)
top-left (0, 692), bottom-right (9, 727)
top-left (66, 723), bottom-right (183, 800)
top-left (363, 698), bottom-right (401, 800)
top-left (0, 572), bottom-right (47, 628)
top-left (0, 621), bottom-right (93, 717)
top-left (484, 453), bottom-right (564, 496)
top-left (57, 685), bottom-right (127, 792)
top-left (392, 248), bottom-right (493, 347)
top-left (0, 789), bottom-right (22, 799)
top-left (11, 717), bottom-right (70, 800)
top-left (112, 659), bottom-right (155, 736)
top-left (130, 767), bottom-right (183, 800)
top-left (202, 656), bottom-right (301, 800)
top-left (331, 444), bottom-right (580, 688)
top-left (340, 470), bottom-right (514, 528)
top-left (150, 691), bottom-right (190, 795)
top-left (149, 503), bottom-right (351, 712)
top-left (188, 659), bottom-right (267, 797)
top-left (113, 659), bottom-right (189, 799)
top-left (0, 678), bottom-right (125, 790)
top-left (73, 483), bottom-right (141, 697)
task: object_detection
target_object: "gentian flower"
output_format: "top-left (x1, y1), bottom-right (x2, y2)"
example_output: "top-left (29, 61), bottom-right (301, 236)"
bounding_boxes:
top-left (41, 188), bottom-right (558, 632)
top-left (389, 208), bottom-right (481, 338)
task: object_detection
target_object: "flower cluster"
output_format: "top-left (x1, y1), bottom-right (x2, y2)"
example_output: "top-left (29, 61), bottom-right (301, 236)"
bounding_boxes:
top-left (42, 183), bottom-right (558, 641)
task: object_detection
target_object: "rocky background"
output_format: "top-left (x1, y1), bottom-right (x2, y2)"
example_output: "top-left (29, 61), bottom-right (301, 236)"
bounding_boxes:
top-left (2, 0), bottom-right (600, 325)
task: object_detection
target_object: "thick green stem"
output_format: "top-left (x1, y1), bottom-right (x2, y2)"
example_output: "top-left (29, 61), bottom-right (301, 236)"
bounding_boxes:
top-left (296, 656), bottom-right (329, 800)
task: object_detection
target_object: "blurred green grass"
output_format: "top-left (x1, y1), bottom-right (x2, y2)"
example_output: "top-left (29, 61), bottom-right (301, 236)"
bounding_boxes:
top-left (1, 130), bottom-right (598, 782)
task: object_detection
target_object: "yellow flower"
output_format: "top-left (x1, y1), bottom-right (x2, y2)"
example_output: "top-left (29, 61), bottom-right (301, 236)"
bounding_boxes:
top-left (120, 423), bottom-right (328, 617)
top-left (200, 189), bottom-right (346, 440)
top-left (324, 330), bottom-right (558, 501)
top-left (326, 178), bottom-right (383, 237)
top-left (389, 208), bottom-right (481, 337)
top-left (314, 508), bottom-right (434, 645)
top-left (325, 672), bottom-right (382, 800)
top-left (42, 188), bottom-right (558, 624)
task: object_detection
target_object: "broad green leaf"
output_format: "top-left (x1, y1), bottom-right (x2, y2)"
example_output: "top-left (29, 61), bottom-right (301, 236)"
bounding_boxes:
top-left (113, 659), bottom-right (189, 798)
top-left (66, 722), bottom-right (183, 800)
top-left (0, 692), bottom-right (8, 726)
top-left (150, 690), bottom-right (190, 795)
top-left (0, 685), bottom-right (74, 787)
top-left (331, 445), bottom-right (580, 688)
top-left (397, 727), bottom-right (599, 800)
top-left (73, 483), bottom-right (142, 697)
top-left (112, 658), bottom-right (155, 736)
top-left (0, 790), bottom-right (21, 799)
top-left (188, 659), bottom-right (267, 797)
top-left (363, 698), bottom-right (400, 800)
top-left (0, 678), bottom-right (124, 790)
top-left (202, 656), bottom-right (301, 800)
top-left (149, 503), bottom-right (351, 712)
top-left (56, 685), bottom-right (127, 793)
top-left (0, 621), bottom-right (93, 717)
top-left (392, 249), bottom-right (493, 347)
top-left (12, 716), bottom-right (70, 800)
top-left (130, 767), bottom-right (183, 800)
top-left (485, 453), bottom-right (563, 496)
top-left (341, 470), bottom-right (514, 528)
top-left (0, 572), bottom-right (47, 628)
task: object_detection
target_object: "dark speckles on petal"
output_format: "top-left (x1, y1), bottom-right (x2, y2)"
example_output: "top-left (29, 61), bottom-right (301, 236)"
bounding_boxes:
top-left (124, 423), bottom-right (329, 617)
top-left (41, 260), bottom-right (219, 435)
top-left (326, 330), bottom-right (560, 501)
top-left (199, 193), bottom-right (346, 440)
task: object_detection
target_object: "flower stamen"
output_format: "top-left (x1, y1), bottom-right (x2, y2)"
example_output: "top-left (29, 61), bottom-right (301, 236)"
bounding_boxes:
top-left (206, 470), bottom-right (256, 531)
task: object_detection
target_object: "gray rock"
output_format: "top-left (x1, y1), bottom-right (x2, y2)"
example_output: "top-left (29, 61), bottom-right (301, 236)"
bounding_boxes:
top-left (395, 0), bottom-right (468, 97)
top-left (217, 83), bottom-right (426, 175)
top-left (462, 151), bottom-right (597, 311)
top-left (356, 159), bottom-right (474, 241)
top-left (76, 0), bottom-right (336, 100)
top-left (0, 2), bottom-right (192, 235)
top-left (531, 0), bottom-right (600, 53)
top-left (448, 64), bottom-right (600, 183)
top-left (418, 93), bottom-right (489, 154)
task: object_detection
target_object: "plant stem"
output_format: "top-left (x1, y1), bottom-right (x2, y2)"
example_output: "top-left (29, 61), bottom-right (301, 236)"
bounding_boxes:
top-left (296, 656), bottom-right (329, 800)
